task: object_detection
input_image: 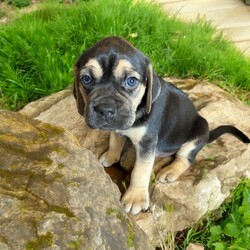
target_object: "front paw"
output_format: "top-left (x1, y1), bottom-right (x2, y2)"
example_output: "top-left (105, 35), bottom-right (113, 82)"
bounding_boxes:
top-left (121, 187), bottom-right (149, 215)
top-left (156, 167), bottom-right (180, 183)
top-left (99, 151), bottom-right (119, 167)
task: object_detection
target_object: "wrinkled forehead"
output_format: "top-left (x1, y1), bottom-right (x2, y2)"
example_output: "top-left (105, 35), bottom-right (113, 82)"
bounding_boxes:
top-left (76, 37), bottom-right (148, 80)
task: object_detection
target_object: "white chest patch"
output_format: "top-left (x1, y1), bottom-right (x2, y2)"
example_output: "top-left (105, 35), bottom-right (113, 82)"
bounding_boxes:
top-left (118, 126), bottom-right (147, 144)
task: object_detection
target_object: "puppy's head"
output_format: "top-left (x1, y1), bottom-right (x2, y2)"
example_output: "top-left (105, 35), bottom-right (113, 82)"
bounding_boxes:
top-left (74, 36), bottom-right (160, 131)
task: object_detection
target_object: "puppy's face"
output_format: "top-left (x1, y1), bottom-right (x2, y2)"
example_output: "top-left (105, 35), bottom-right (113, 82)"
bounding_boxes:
top-left (74, 36), bottom-right (154, 131)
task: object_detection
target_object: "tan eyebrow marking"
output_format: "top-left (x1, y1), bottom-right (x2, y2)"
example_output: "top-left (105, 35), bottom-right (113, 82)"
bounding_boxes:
top-left (113, 59), bottom-right (140, 79)
top-left (80, 58), bottom-right (103, 79)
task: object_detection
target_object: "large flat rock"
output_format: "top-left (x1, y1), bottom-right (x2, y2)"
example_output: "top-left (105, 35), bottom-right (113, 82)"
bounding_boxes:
top-left (0, 110), bottom-right (152, 249)
top-left (20, 79), bottom-right (250, 246)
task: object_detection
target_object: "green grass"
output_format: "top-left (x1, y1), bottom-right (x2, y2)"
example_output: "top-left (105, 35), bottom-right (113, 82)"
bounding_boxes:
top-left (0, 0), bottom-right (250, 110)
top-left (176, 179), bottom-right (250, 249)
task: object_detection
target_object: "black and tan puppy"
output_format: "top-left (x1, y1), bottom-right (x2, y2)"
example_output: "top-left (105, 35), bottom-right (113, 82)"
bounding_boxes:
top-left (73, 36), bottom-right (250, 215)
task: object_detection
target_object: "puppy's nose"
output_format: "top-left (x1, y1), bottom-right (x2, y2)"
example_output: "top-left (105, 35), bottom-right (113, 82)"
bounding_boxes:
top-left (94, 104), bottom-right (116, 120)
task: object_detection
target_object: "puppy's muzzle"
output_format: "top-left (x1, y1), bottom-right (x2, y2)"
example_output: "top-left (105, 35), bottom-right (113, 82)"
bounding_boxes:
top-left (85, 95), bottom-right (133, 131)
top-left (94, 103), bottom-right (117, 121)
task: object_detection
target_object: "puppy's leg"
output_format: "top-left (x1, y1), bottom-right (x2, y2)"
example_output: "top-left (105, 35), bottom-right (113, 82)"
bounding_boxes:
top-left (121, 144), bottom-right (155, 215)
top-left (99, 132), bottom-right (125, 167)
top-left (156, 139), bottom-right (203, 183)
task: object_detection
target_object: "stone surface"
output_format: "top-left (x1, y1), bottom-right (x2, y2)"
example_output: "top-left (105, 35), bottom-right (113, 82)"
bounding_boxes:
top-left (0, 110), bottom-right (152, 249)
top-left (187, 243), bottom-right (204, 250)
top-left (20, 79), bottom-right (250, 247)
top-left (159, 0), bottom-right (250, 56)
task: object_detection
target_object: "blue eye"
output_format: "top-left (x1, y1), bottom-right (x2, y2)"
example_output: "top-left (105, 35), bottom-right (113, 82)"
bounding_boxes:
top-left (124, 77), bottom-right (139, 89)
top-left (80, 75), bottom-right (93, 86)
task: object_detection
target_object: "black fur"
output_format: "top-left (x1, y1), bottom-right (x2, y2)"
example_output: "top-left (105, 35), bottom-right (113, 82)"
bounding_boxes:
top-left (208, 125), bottom-right (250, 143)
top-left (73, 36), bottom-right (250, 214)
top-left (74, 35), bottom-right (249, 165)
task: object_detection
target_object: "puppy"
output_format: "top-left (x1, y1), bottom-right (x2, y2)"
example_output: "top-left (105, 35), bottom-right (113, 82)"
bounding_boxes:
top-left (73, 36), bottom-right (250, 215)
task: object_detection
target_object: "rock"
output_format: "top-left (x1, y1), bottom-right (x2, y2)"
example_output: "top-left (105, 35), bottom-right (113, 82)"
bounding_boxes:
top-left (20, 88), bottom-right (72, 119)
top-left (187, 243), bottom-right (204, 250)
top-left (20, 89), bottom-right (110, 159)
top-left (20, 79), bottom-right (250, 247)
top-left (0, 110), bottom-right (152, 249)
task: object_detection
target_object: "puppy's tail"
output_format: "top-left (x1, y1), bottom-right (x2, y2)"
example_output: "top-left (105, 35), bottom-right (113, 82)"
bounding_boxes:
top-left (208, 125), bottom-right (250, 143)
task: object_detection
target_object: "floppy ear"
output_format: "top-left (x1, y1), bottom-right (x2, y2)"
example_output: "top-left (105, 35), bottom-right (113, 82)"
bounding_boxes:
top-left (73, 66), bottom-right (85, 116)
top-left (146, 63), bottom-right (161, 114)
